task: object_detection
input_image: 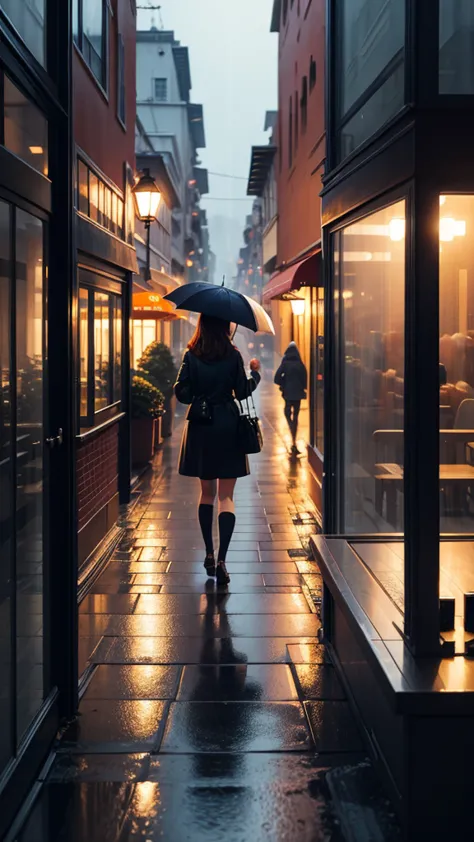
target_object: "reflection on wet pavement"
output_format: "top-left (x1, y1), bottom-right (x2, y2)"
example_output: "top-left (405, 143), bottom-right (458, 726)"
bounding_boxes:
top-left (16, 391), bottom-right (387, 840)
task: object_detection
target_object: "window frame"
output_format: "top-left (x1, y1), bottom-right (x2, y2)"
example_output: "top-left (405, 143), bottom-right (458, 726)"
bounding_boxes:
top-left (153, 77), bottom-right (168, 102)
top-left (74, 0), bottom-right (109, 95)
top-left (78, 274), bottom-right (123, 427)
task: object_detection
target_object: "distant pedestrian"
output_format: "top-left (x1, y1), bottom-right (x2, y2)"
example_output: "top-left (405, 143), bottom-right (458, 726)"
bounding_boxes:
top-left (174, 315), bottom-right (261, 586)
top-left (274, 341), bottom-right (307, 455)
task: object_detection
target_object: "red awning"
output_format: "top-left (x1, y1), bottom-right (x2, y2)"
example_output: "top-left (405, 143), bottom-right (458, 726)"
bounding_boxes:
top-left (262, 250), bottom-right (321, 303)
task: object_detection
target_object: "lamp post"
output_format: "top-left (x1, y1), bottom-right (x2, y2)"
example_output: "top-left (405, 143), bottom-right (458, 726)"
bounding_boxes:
top-left (132, 169), bottom-right (161, 281)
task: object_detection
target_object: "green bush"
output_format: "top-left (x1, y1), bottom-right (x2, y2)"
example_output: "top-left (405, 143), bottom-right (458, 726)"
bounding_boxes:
top-left (137, 342), bottom-right (177, 399)
top-left (131, 375), bottom-right (164, 419)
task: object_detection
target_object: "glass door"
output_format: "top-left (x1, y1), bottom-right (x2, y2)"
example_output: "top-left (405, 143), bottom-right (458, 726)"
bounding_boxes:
top-left (0, 199), bottom-right (50, 777)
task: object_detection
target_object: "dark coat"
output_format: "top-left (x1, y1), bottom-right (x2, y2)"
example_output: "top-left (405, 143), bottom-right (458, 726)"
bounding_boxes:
top-left (174, 347), bottom-right (260, 480)
top-left (274, 342), bottom-right (307, 401)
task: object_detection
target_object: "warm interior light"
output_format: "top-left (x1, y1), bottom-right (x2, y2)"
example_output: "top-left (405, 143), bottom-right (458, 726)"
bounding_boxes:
top-left (388, 218), bottom-right (405, 242)
top-left (186, 259), bottom-right (193, 268)
top-left (440, 195), bottom-right (447, 206)
top-left (291, 298), bottom-right (305, 316)
top-left (440, 217), bottom-right (467, 242)
top-left (29, 146), bottom-right (43, 155)
top-left (132, 169), bottom-right (161, 222)
top-left (342, 290), bottom-right (354, 300)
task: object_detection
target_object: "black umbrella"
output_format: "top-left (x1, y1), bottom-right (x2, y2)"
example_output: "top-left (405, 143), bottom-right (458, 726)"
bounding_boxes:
top-left (164, 282), bottom-right (274, 334)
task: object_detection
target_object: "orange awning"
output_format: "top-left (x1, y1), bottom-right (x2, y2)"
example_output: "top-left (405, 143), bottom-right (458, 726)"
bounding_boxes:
top-left (132, 291), bottom-right (175, 320)
top-left (262, 250), bottom-right (321, 304)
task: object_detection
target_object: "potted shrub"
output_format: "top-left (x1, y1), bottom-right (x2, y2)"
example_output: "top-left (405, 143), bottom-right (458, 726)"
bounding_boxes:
top-left (137, 342), bottom-right (178, 438)
top-left (131, 375), bottom-right (164, 466)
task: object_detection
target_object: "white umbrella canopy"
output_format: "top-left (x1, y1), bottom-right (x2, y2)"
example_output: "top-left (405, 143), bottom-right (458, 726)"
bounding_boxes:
top-left (242, 294), bottom-right (275, 335)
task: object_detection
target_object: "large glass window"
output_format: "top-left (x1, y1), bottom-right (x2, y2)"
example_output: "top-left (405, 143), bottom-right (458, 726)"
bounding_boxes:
top-left (337, 200), bottom-right (406, 533)
top-left (439, 195), bottom-right (474, 533)
top-left (4, 76), bottom-right (48, 176)
top-left (336, 0), bottom-right (405, 160)
top-left (79, 281), bottom-right (123, 423)
top-left (439, 0), bottom-right (474, 94)
top-left (310, 286), bottom-right (324, 454)
top-left (76, 157), bottom-right (125, 240)
top-left (15, 209), bottom-right (45, 740)
top-left (1, 0), bottom-right (46, 66)
top-left (0, 201), bottom-right (12, 768)
top-left (73, 0), bottom-right (108, 91)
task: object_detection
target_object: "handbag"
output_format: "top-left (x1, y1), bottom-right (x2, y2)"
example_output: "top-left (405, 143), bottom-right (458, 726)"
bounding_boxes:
top-left (237, 391), bottom-right (263, 454)
top-left (186, 352), bottom-right (213, 425)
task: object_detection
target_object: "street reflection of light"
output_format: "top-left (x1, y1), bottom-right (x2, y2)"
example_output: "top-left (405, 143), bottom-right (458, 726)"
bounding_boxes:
top-left (134, 781), bottom-right (160, 817)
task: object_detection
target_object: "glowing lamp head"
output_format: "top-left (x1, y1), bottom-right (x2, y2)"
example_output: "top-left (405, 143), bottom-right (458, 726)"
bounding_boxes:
top-left (132, 169), bottom-right (161, 222)
top-left (291, 297), bottom-right (305, 317)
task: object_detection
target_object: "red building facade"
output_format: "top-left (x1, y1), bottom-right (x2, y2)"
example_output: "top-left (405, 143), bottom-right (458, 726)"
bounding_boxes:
top-left (265, 0), bottom-right (326, 514)
top-left (73, 0), bottom-right (138, 574)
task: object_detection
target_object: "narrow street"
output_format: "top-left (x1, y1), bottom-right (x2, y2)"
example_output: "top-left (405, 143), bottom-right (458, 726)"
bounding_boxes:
top-left (17, 385), bottom-right (378, 841)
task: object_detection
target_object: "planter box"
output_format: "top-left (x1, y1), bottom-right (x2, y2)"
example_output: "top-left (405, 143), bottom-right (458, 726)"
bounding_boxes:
top-left (131, 417), bottom-right (155, 465)
top-left (162, 394), bottom-right (176, 437)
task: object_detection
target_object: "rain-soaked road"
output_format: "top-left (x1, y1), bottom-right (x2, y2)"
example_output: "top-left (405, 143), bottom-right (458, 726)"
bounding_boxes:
top-left (17, 384), bottom-right (373, 841)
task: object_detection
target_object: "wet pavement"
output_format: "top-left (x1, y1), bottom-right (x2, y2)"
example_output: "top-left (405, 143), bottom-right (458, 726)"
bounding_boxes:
top-left (14, 387), bottom-right (396, 841)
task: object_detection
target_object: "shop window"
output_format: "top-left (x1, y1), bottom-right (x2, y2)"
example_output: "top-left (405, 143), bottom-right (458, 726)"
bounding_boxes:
top-left (1, 0), bottom-right (46, 66)
top-left (117, 34), bottom-right (126, 125)
top-left (79, 284), bottom-right (123, 423)
top-left (132, 320), bottom-right (158, 369)
top-left (3, 76), bottom-right (48, 176)
top-left (440, 0), bottom-right (474, 94)
top-left (336, 199), bottom-right (406, 533)
top-left (310, 286), bottom-right (324, 454)
top-left (73, 0), bottom-right (108, 91)
top-left (336, 0), bottom-right (405, 161)
top-left (79, 288), bottom-right (89, 416)
top-left (439, 195), bottom-right (474, 533)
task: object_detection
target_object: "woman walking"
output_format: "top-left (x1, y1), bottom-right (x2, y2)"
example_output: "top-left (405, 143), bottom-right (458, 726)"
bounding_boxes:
top-left (174, 315), bottom-right (261, 586)
top-left (274, 341), bottom-right (307, 455)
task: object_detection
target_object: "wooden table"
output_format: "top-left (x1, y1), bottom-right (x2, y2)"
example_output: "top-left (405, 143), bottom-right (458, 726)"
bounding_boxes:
top-left (375, 463), bottom-right (474, 526)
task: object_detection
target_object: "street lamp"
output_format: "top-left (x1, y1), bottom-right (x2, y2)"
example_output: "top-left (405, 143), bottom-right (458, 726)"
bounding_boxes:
top-left (132, 168), bottom-right (161, 281)
top-left (290, 297), bottom-right (306, 316)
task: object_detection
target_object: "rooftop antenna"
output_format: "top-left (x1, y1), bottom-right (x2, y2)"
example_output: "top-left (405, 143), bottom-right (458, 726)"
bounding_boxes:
top-left (222, 275), bottom-right (226, 287)
top-left (137, 3), bottom-right (164, 29)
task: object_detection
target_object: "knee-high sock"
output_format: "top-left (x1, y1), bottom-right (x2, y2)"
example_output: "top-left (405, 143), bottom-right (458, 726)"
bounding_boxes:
top-left (198, 504), bottom-right (214, 555)
top-left (218, 512), bottom-right (236, 562)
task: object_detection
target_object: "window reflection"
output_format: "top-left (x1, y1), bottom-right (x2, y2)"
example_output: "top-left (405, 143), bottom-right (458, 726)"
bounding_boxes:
top-left (338, 200), bottom-right (406, 533)
top-left (114, 298), bottom-right (122, 403)
top-left (79, 288), bottom-right (89, 417)
top-left (1, 0), bottom-right (46, 66)
top-left (440, 0), bottom-right (474, 94)
top-left (439, 195), bottom-right (474, 532)
top-left (15, 209), bottom-right (44, 740)
top-left (4, 76), bottom-right (48, 176)
top-left (94, 292), bottom-right (110, 411)
top-left (0, 201), bottom-right (12, 767)
top-left (337, 0), bottom-right (405, 161)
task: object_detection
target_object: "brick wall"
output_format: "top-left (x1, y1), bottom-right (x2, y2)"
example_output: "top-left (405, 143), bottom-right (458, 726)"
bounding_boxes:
top-left (77, 424), bottom-right (119, 530)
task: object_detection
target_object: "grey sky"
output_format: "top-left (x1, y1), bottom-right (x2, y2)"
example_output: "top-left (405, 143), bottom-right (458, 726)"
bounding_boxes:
top-left (137, 0), bottom-right (277, 280)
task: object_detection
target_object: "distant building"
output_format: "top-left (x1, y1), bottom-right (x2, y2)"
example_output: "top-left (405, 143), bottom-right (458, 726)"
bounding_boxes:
top-left (136, 28), bottom-right (210, 282)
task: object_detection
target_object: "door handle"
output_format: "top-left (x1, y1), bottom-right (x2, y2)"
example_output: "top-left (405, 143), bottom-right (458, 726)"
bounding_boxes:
top-left (46, 428), bottom-right (63, 449)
